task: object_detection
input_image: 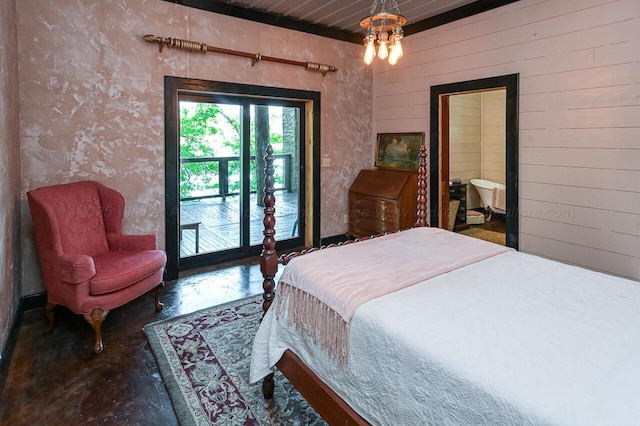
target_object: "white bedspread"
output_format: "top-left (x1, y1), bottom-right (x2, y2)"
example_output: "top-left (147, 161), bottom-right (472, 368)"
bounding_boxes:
top-left (275, 227), bottom-right (509, 364)
top-left (250, 249), bottom-right (640, 425)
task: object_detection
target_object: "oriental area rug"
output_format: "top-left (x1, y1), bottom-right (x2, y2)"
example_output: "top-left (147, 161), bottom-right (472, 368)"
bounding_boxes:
top-left (144, 296), bottom-right (325, 426)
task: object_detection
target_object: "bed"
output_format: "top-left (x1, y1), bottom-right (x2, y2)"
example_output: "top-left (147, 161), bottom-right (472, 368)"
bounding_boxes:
top-left (249, 145), bottom-right (640, 425)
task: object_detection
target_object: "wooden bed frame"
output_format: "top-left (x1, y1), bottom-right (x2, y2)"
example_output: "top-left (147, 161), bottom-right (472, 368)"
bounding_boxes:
top-left (258, 144), bottom-right (429, 424)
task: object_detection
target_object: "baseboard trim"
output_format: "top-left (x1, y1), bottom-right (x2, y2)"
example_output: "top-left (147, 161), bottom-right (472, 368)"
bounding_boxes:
top-left (19, 292), bottom-right (47, 312)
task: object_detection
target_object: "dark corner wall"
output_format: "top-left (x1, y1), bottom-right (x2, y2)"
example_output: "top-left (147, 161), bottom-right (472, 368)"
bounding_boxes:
top-left (0, 0), bottom-right (23, 380)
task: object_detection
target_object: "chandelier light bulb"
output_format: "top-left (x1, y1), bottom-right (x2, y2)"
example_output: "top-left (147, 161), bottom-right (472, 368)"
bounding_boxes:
top-left (364, 37), bottom-right (376, 65)
top-left (392, 25), bottom-right (404, 59)
top-left (377, 31), bottom-right (389, 60)
top-left (393, 39), bottom-right (403, 58)
top-left (378, 41), bottom-right (389, 60)
top-left (388, 49), bottom-right (399, 65)
top-left (387, 36), bottom-right (399, 65)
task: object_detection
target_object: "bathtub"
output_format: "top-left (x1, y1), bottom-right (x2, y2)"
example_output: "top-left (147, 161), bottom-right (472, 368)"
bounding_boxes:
top-left (470, 179), bottom-right (506, 217)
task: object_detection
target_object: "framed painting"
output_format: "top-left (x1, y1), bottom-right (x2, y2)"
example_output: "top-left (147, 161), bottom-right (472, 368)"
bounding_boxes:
top-left (375, 132), bottom-right (425, 171)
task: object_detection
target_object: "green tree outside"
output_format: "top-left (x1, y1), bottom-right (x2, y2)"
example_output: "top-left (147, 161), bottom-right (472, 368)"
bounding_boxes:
top-left (179, 101), bottom-right (288, 201)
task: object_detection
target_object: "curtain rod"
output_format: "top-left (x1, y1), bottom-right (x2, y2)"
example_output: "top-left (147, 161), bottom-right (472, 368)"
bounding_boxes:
top-left (142, 34), bottom-right (338, 76)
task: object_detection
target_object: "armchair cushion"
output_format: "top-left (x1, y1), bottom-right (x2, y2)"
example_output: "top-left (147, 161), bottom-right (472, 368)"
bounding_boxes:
top-left (90, 250), bottom-right (167, 295)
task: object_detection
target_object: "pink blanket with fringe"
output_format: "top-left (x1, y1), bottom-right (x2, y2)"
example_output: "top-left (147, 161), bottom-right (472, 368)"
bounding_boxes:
top-left (275, 227), bottom-right (510, 364)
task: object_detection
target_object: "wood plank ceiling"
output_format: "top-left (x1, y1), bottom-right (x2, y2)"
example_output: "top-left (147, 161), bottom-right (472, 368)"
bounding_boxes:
top-left (217, 0), bottom-right (479, 33)
top-left (165, 0), bottom-right (520, 43)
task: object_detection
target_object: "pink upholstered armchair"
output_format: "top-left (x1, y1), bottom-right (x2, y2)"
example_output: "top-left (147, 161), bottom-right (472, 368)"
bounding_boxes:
top-left (27, 180), bottom-right (167, 353)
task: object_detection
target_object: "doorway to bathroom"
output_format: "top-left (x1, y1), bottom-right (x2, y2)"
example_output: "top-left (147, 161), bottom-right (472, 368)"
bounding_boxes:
top-left (430, 74), bottom-right (519, 249)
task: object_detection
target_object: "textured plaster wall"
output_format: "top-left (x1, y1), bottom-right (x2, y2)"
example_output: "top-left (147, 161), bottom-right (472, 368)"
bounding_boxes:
top-left (18, 0), bottom-right (372, 296)
top-left (0, 0), bottom-right (22, 358)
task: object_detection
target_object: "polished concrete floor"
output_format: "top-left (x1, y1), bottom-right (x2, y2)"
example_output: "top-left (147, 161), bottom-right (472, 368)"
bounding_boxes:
top-left (0, 260), bottom-right (275, 425)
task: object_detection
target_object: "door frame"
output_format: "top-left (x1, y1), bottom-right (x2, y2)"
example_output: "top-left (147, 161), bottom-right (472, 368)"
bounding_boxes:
top-left (164, 77), bottom-right (321, 280)
top-left (429, 74), bottom-right (519, 249)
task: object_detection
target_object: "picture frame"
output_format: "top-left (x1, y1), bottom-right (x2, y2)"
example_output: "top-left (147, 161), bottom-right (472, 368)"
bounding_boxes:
top-left (375, 132), bottom-right (425, 171)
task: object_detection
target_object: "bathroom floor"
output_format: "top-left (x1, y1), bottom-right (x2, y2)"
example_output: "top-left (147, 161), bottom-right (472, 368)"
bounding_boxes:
top-left (455, 209), bottom-right (506, 245)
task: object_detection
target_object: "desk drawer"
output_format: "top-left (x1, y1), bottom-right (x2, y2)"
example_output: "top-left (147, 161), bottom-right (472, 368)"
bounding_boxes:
top-left (348, 195), bottom-right (400, 237)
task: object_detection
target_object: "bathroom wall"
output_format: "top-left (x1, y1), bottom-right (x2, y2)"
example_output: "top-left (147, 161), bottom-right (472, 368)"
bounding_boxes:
top-left (480, 90), bottom-right (506, 185)
top-left (449, 93), bottom-right (481, 183)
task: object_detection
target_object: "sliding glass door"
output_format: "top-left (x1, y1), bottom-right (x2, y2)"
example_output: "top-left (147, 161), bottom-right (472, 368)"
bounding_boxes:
top-left (174, 94), bottom-right (304, 269)
top-left (164, 77), bottom-right (321, 279)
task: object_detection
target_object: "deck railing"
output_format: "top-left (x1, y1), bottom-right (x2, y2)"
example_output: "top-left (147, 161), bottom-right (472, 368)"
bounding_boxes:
top-left (180, 154), bottom-right (292, 202)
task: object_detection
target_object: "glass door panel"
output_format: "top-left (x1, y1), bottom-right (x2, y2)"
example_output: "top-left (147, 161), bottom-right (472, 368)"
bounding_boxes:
top-left (249, 105), bottom-right (301, 247)
top-left (179, 100), bottom-right (242, 257)
top-left (178, 97), bottom-right (303, 262)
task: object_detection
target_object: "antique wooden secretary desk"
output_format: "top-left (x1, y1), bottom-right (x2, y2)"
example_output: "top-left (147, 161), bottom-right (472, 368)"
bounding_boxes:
top-left (347, 168), bottom-right (418, 239)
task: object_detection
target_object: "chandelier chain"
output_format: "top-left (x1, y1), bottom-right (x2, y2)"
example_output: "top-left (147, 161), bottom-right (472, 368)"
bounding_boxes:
top-left (369, 0), bottom-right (401, 16)
top-left (390, 0), bottom-right (401, 14)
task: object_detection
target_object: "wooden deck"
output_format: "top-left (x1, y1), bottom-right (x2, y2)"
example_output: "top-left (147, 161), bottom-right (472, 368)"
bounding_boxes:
top-left (179, 191), bottom-right (299, 257)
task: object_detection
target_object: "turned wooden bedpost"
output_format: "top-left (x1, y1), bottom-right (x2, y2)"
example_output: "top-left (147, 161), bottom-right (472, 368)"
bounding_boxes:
top-left (260, 144), bottom-right (278, 314)
top-left (415, 144), bottom-right (429, 227)
top-left (260, 144), bottom-right (277, 399)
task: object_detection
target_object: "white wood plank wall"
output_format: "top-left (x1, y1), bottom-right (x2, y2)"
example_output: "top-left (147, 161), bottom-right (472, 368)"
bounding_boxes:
top-left (481, 90), bottom-right (506, 185)
top-left (371, 0), bottom-right (640, 279)
top-left (449, 93), bottom-right (481, 183)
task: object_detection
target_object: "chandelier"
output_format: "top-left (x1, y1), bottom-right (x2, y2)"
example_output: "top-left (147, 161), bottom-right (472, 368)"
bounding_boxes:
top-left (360, 0), bottom-right (407, 65)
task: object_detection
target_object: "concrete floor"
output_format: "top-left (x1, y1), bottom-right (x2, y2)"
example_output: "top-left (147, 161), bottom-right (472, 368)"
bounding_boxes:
top-left (0, 260), bottom-right (275, 425)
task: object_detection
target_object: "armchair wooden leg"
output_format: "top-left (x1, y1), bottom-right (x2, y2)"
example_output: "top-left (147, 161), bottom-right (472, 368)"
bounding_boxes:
top-left (83, 307), bottom-right (109, 354)
top-left (154, 282), bottom-right (164, 312)
top-left (44, 302), bottom-right (57, 335)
